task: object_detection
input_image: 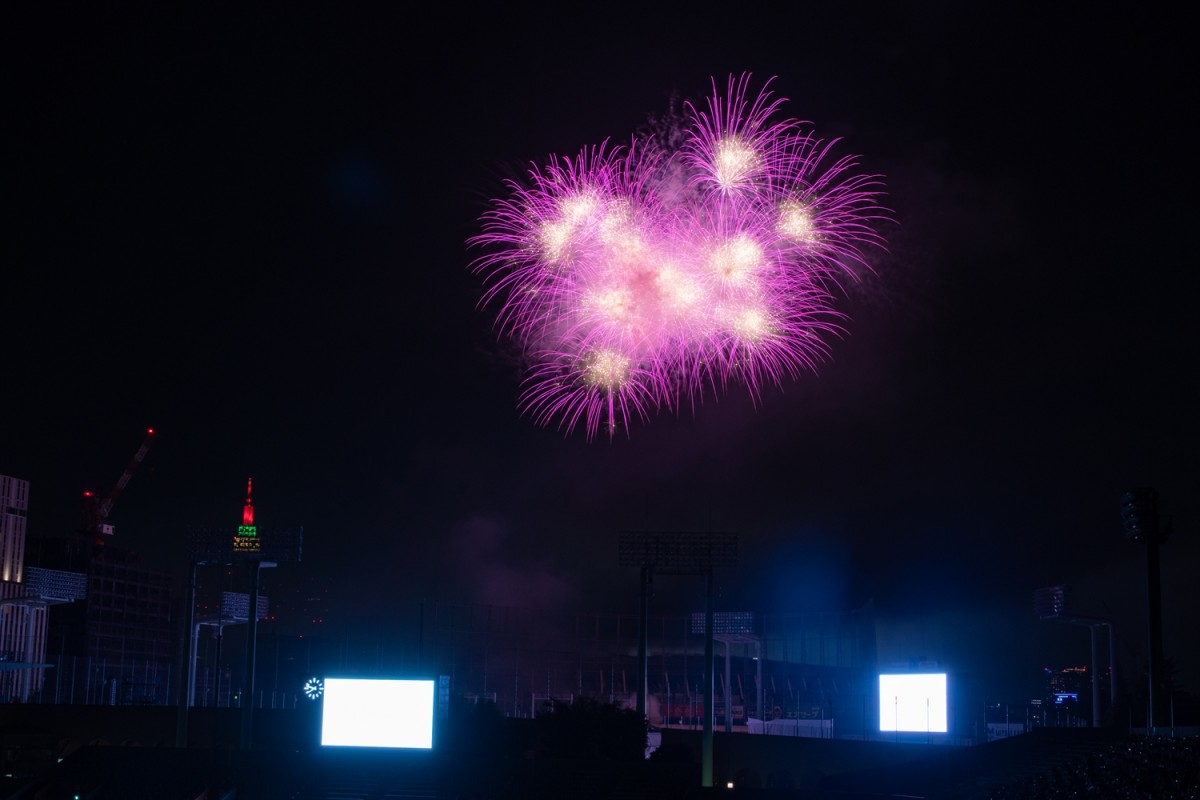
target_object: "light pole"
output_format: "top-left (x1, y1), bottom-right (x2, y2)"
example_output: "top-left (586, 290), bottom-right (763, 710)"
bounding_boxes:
top-left (636, 565), bottom-right (652, 721)
top-left (176, 558), bottom-right (219, 747)
top-left (1120, 488), bottom-right (1169, 733)
top-left (619, 531), bottom-right (738, 789)
top-left (241, 559), bottom-right (276, 749)
top-left (1033, 585), bottom-right (1115, 728)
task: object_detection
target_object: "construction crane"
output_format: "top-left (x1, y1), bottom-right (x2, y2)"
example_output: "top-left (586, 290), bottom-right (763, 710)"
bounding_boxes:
top-left (81, 427), bottom-right (156, 545)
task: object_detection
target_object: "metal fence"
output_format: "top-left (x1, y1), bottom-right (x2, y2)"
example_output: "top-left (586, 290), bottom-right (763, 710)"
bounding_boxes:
top-left (13, 601), bottom-right (878, 726)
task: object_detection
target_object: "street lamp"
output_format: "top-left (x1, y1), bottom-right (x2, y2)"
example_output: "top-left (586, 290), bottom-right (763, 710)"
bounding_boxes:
top-left (176, 557), bottom-right (221, 747)
top-left (241, 559), bottom-right (277, 748)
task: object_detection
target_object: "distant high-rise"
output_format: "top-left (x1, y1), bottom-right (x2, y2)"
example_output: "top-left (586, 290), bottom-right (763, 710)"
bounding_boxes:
top-left (1044, 665), bottom-right (1088, 709)
top-left (0, 473), bottom-right (50, 702)
top-left (1, 473), bottom-right (29, 583)
top-left (28, 470), bottom-right (175, 706)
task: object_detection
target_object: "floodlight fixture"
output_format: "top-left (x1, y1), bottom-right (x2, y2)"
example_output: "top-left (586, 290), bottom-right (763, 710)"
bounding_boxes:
top-left (1120, 487), bottom-right (1165, 544)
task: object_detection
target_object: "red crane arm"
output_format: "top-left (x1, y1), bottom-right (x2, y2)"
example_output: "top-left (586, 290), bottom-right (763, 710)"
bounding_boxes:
top-left (98, 427), bottom-right (156, 521)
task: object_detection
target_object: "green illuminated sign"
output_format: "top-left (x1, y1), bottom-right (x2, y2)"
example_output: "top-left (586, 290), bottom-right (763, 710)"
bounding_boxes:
top-left (234, 525), bottom-right (260, 553)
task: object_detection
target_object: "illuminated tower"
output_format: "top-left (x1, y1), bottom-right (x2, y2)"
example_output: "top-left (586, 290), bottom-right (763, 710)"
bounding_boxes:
top-left (233, 478), bottom-right (260, 554)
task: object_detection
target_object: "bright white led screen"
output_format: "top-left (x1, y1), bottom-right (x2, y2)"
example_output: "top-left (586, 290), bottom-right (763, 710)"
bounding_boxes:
top-left (320, 678), bottom-right (434, 748)
top-left (878, 673), bottom-right (947, 733)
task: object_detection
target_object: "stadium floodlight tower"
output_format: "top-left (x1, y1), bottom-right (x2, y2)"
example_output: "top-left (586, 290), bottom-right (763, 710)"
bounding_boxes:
top-left (1120, 487), bottom-right (1169, 733)
top-left (619, 531), bottom-right (737, 789)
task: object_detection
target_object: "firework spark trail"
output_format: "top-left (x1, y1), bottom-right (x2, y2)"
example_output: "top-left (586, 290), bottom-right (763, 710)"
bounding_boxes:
top-left (470, 73), bottom-right (891, 440)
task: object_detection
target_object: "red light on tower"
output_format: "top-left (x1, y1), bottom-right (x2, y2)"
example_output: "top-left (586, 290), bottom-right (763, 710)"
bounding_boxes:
top-left (243, 478), bottom-right (254, 526)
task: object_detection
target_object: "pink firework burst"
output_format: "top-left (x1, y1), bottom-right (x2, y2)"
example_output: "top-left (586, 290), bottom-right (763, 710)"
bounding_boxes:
top-left (469, 73), bottom-right (891, 440)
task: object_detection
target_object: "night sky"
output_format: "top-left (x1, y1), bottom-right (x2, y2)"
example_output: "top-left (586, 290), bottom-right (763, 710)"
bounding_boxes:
top-left (6, 5), bottom-right (1196, 704)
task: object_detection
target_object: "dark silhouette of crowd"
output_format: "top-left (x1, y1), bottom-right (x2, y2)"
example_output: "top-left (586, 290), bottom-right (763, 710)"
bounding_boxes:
top-left (983, 735), bottom-right (1199, 800)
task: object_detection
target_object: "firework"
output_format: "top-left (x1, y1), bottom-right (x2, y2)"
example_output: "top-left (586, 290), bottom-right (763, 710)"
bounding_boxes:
top-left (469, 73), bottom-right (890, 439)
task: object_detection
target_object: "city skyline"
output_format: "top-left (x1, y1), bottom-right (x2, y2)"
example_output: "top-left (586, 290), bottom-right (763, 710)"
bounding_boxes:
top-left (5, 4), bottom-right (1196, 713)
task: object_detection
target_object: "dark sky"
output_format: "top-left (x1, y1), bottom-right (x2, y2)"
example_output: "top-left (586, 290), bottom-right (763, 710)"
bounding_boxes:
top-left (6, 4), bottom-right (1196, 703)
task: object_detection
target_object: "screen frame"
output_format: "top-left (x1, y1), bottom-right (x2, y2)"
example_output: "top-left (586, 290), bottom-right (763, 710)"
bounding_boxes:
top-left (878, 672), bottom-right (948, 733)
top-left (319, 677), bottom-right (436, 749)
